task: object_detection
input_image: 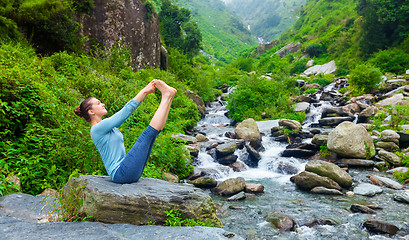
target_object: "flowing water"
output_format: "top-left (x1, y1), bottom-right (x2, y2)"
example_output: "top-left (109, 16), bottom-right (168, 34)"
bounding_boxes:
top-left (192, 87), bottom-right (409, 240)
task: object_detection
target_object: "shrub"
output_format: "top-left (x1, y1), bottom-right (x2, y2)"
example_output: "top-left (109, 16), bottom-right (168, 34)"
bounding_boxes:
top-left (348, 63), bottom-right (382, 95)
top-left (306, 43), bottom-right (326, 57)
top-left (369, 48), bottom-right (409, 74)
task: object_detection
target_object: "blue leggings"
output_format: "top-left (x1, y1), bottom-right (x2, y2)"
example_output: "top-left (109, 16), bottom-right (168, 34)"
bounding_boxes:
top-left (112, 125), bottom-right (160, 184)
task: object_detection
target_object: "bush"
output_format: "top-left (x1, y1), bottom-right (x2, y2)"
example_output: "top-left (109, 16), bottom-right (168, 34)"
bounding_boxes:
top-left (369, 48), bottom-right (409, 74)
top-left (306, 43), bottom-right (326, 57)
top-left (348, 63), bottom-right (382, 95)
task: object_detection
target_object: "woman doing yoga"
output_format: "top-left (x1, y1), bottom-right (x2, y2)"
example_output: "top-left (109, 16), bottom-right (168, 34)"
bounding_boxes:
top-left (74, 79), bottom-right (177, 184)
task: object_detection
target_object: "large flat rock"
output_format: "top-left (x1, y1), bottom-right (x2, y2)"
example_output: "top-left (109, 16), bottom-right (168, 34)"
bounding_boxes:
top-left (62, 175), bottom-right (222, 227)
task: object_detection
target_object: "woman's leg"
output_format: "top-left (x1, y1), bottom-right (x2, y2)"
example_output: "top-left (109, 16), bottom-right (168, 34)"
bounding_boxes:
top-left (149, 80), bottom-right (177, 131)
top-left (112, 125), bottom-right (160, 184)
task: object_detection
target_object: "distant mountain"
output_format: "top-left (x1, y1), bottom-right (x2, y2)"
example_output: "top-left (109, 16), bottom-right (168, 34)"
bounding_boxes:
top-left (223, 0), bottom-right (307, 43)
top-left (175, 0), bottom-right (258, 63)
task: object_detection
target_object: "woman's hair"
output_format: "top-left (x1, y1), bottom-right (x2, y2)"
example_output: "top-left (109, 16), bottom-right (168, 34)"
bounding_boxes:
top-left (74, 97), bottom-right (95, 122)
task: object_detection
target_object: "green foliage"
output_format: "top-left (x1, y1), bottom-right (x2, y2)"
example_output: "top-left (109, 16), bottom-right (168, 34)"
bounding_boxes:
top-left (306, 43), bottom-right (326, 57)
top-left (164, 209), bottom-right (213, 227)
top-left (348, 63), bottom-right (382, 95)
top-left (393, 152), bottom-right (409, 183)
top-left (227, 74), bottom-right (303, 122)
top-left (0, 42), bottom-right (198, 195)
top-left (159, 0), bottom-right (202, 57)
top-left (369, 48), bottom-right (409, 74)
top-left (303, 88), bottom-right (318, 95)
top-left (310, 75), bottom-right (333, 87)
top-left (290, 58), bottom-right (309, 75)
top-left (232, 57), bottom-right (254, 72)
top-left (371, 105), bottom-right (409, 131)
top-left (319, 144), bottom-right (330, 157)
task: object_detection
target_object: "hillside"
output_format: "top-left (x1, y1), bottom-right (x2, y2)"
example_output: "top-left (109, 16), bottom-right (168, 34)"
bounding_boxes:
top-left (174, 0), bottom-right (258, 63)
top-left (224, 0), bottom-right (306, 43)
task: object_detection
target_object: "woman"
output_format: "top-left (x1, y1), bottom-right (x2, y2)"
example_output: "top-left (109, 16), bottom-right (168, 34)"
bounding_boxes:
top-left (74, 79), bottom-right (177, 184)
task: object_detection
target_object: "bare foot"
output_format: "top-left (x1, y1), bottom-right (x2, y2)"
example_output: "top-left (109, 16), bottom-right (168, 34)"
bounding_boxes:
top-left (143, 80), bottom-right (156, 95)
top-left (154, 79), bottom-right (177, 98)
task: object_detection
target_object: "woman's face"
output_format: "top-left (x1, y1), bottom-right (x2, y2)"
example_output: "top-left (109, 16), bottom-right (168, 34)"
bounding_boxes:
top-left (89, 98), bottom-right (108, 117)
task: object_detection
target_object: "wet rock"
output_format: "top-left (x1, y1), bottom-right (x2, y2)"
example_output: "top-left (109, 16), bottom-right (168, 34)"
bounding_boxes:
top-left (245, 143), bottom-right (261, 161)
top-left (369, 175), bottom-right (404, 190)
top-left (216, 142), bottom-right (237, 158)
top-left (217, 155), bottom-right (238, 166)
top-left (310, 129), bottom-right (321, 135)
top-left (195, 133), bottom-right (209, 142)
top-left (300, 219), bottom-right (337, 227)
top-left (185, 145), bottom-right (199, 158)
top-left (387, 167), bottom-right (409, 174)
top-left (225, 131), bottom-right (237, 139)
top-left (393, 192), bottom-right (409, 204)
top-left (245, 183), bottom-right (264, 193)
top-left (305, 160), bottom-right (352, 188)
top-left (211, 177), bottom-right (246, 196)
top-left (189, 177), bottom-right (218, 189)
top-left (279, 119), bottom-right (302, 130)
top-left (186, 167), bottom-right (202, 180)
top-left (319, 117), bottom-right (355, 127)
top-left (336, 159), bottom-right (375, 168)
top-left (276, 161), bottom-right (299, 175)
top-left (229, 160), bottom-right (248, 172)
top-left (63, 175), bottom-right (222, 227)
top-left (357, 106), bottom-right (378, 123)
top-left (281, 148), bottom-right (316, 158)
top-left (363, 220), bottom-right (399, 235)
top-left (163, 172), bottom-right (179, 183)
top-left (235, 118), bottom-right (262, 143)
top-left (353, 183), bottom-right (383, 197)
top-left (172, 133), bottom-right (197, 144)
top-left (294, 102), bottom-right (310, 112)
top-left (227, 192), bottom-right (246, 201)
top-left (265, 211), bottom-right (296, 232)
top-left (350, 204), bottom-right (376, 214)
top-left (378, 150), bottom-right (401, 166)
top-left (310, 186), bottom-right (343, 195)
top-left (311, 134), bottom-right (328, 145)
top-left (375, 141), bottom-right (399, 152)
top-left (293, 171), bottom-right (342, 191)
top-left (327, 121), bottom-right (375, 159)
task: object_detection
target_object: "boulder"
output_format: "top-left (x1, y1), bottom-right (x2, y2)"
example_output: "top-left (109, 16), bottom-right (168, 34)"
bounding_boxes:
top-left (378, 150), bottom-right (401, 166)
top-left (183, 88), bottom-right (207, 118)
top-left (310, 187), bottom-right (343, 195)
top-left (375, 141), bottom-right (399, 152)
top-left (36, 188), bottom-right (60, 198)
top-left (227, 192), bottom-right (246, 201)
top-left (189, 177), bottom-right (218, 189)
top-left (294, 102), bottom-right (310, 112)
top-left (350, 204), bottom-right (376, 214)
top-left (393, 192), bottom-right (409, 204)
top-left (211, 177), bottom-right (246, 196)
top-left (279, 119), bottom-right (302, 130)
top-left (336, 159), bottom-right (375, 168)
top-left (292, 171), bottom-right (342, 191)
top-left (62, 175), bottom-right (222, 227)
top-left (216, 142), bottom-right (237, 158)
top-left (185, 145), bottom-right (199, 158)
top-left (274, 42), bottom-right (301, 57)
top-left (357, 106), bottom-right (378, 123)
top-left (327, 121), bottom-right (375, 159)
top-left (195, 133), bottom-right (209, 142)
top-left (363, 220), bottom-right (399, 235)
top-left (217, 155), bottom-right (238, 166)
top-left (245, 183), bottom-right (264, 193)
top-left (245, 143), bottom-right (261, 161)
top-left (376, 93), bottom-right (404, 107)
top-left (78, 0), bottom-right (162, 70)
top-left (387, 167), bottom-right (409, 174)
top-left (318, 117), bottom-right (354, 127)
top-left (163, 172), bottom-right (179, 183)
top-left (305, 160), bottom-right (352, 188)
top-left (353, 183), bottom-right (383, 197)
top-left (304, 60), bottom-right (337, 75)
top-left (235, 118), bottom-right (262, 143)
top-left (229, 161), bottom-right (248, 172)
top-left (311, 134), bottom-right (328, 146)
top-left (380, 130), bottom-right (400, 142)
top-left (369, 175), bottom-right (404, 190)
top-left (172, 133), bottom-right (197, 144)
top-left (265, 211), bottom-right (296, 232)
top-left (281, 148), bottom-right (316, 158)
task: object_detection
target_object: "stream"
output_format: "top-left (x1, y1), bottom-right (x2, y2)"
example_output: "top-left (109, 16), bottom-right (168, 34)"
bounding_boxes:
top-left (191, 85), bottom-right (409, 240)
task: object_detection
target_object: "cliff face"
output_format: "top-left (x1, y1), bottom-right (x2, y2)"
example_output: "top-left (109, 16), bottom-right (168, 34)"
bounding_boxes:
top-left (78, 0), bottom-right (161, 70)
